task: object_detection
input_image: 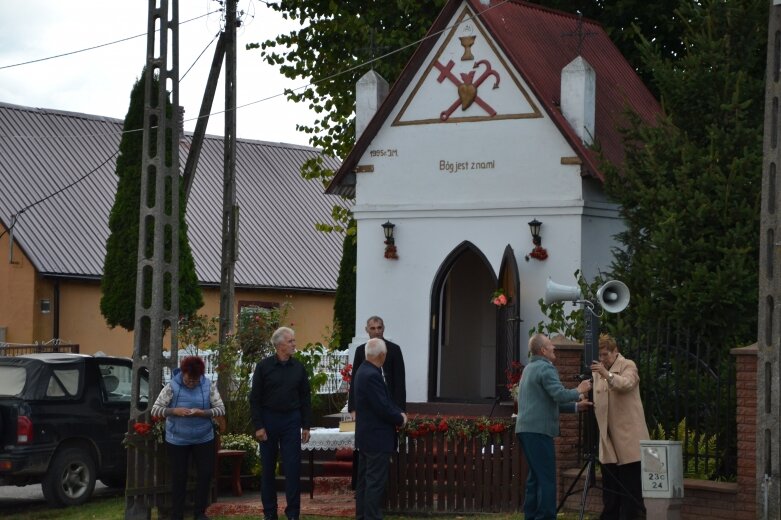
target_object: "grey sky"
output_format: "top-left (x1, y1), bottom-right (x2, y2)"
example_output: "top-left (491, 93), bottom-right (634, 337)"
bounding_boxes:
top-left (0, 0), bottom-right (316, 146)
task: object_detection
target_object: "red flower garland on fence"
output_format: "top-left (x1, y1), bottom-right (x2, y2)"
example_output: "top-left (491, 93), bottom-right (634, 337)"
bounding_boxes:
top-left (401, 415), bottom-right (513, 444)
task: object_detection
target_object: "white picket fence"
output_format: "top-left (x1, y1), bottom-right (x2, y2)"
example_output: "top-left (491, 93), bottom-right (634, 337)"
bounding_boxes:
top-left (163, 347), bottom-right (349, 394)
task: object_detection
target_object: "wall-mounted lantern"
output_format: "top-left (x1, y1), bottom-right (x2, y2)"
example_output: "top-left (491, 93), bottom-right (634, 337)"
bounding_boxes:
top-left (525, 218), bottom-right (548, 261)
top-left (382, 221), bottom-right (398, 260)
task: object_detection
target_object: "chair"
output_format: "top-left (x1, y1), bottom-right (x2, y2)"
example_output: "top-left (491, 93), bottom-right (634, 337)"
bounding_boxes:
top-left (103, 375), bottom-right (119, 394)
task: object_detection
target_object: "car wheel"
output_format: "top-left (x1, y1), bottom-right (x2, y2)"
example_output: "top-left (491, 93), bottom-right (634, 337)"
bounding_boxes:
top-left (41, 447), bottom-right (96, 507)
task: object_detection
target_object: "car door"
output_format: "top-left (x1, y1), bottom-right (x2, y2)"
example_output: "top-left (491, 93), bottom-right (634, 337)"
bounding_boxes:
top-left (96, 361), bottom-right (135, 474)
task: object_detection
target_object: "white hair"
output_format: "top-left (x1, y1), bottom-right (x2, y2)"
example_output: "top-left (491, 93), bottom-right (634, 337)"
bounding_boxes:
top-left (365, 338), bottom-right (387, 359)
top-left (271, 326), bottom-right (294, 347)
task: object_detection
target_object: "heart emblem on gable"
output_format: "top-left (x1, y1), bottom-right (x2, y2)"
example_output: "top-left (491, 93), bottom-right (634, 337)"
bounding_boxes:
top-left (458, 83), bottom-right (476, 110)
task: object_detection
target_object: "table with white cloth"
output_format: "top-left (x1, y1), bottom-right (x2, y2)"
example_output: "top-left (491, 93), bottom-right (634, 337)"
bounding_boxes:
top-left (301, 427), bottom-right (355, 498)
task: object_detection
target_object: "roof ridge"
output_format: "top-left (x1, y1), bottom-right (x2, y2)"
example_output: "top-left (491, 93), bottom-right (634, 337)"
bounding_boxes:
top-left (0, 101), bottom-right (124, 125)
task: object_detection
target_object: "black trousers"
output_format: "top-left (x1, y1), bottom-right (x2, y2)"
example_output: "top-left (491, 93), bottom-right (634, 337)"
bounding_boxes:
top-left (167, 439), bottom-right (215, 520)
top-left (600, 461), bottom-right (645, 520)
top-left (258, 409), bottom-right (302, 520)
top-left (355, 451), bottom-right (390, 520)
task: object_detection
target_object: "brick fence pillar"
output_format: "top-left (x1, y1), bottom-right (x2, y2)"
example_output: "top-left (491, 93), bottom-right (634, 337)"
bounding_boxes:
top-left (731, 344), bottom-right (757, 519)
top-left (551, 336), bottom-right (586, 474)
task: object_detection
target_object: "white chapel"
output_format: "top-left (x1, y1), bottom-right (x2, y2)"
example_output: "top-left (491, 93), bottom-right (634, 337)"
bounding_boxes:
top-left (327, 0), bottom-right (660, 409)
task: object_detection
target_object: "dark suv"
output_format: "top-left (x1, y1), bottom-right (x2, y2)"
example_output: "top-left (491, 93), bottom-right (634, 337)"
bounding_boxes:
top-left (0, 353), bottom-right (148, 506)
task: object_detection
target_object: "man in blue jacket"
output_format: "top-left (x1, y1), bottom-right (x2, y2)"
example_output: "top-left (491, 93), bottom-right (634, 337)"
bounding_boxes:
top-left (516, 333), bottom-right (592, 520)
top-left (353, 338), bottom-right (408, 520)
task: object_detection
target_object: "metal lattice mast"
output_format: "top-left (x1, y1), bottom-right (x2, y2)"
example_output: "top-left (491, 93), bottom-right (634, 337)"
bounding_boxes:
top-left (126, 0), bottom-right (179, 517)
top-left (758, 1), bottom-right (781, 517)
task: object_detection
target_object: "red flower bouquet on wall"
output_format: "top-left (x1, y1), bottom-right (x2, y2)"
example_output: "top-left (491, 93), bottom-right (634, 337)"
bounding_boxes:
top-left (528, 245), bottom-right (548, 261)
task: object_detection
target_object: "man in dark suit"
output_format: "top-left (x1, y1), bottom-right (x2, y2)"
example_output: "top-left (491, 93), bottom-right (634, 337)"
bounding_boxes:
top-left (348, 316), bottom-right (406, 415)
top-left (353, 338), bottom-right (407, 520)
top-left (348, 316), bottom-right (406, 488)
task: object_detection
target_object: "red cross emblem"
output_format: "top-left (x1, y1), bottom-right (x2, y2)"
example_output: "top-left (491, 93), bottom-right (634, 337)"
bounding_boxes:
top-left (434, 59), bottom-right (501, 121)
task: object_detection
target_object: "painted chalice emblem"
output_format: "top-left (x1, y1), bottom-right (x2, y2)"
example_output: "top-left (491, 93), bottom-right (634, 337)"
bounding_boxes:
top-left (459, 35), bottom-right (476, 61)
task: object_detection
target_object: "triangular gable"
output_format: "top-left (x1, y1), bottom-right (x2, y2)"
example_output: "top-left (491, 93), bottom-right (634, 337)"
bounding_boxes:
top-left (326, 0), bottom-right (660, 197)
top-left (393, 5), bottom-right (541, 126)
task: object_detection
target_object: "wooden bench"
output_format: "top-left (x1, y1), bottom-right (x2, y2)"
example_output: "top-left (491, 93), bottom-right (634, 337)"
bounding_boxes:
top-left (216, 449), bottom-right (246, 497)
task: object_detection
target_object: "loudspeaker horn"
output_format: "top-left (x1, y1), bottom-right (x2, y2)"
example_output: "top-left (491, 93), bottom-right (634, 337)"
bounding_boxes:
top-left (596, 280), bottom-right (630, 313)
top-left (544, 278), bottom-right (582, 304)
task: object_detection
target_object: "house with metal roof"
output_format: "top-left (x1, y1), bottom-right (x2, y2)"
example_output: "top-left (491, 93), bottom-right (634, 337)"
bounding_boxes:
top-left (328, 0), bottom-right (660, 409)
top-left (0, 101), bottom-right (347, 355)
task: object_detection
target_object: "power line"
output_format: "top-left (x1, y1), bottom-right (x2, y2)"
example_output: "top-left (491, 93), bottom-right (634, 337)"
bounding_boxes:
top-left (0, 1), bottom-right (512, 240)
top-left (0, 150), bottom-right (118, 240)
top-left (182, 32), bottom-right (221, 81)
top-left (0, 11), bottom-right (219, 71)
top-left (1, 1), bottom-right (510, 139)
top-left (176, 1), bottom-right (513, 126)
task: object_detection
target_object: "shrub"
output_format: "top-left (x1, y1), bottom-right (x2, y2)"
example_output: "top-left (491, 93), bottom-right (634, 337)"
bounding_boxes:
top-left (220, 433), bottom-right (261, 476)
top-left (652, 418), bottom-right (719, 480)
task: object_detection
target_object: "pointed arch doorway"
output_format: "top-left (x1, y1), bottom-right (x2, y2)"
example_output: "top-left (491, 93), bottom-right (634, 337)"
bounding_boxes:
top-left (428, 242), bottom-right (521, 402)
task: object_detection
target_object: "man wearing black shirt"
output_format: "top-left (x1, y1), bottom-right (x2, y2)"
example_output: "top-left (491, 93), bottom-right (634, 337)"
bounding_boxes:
top-left (250, 327), bottom-right (311, 520)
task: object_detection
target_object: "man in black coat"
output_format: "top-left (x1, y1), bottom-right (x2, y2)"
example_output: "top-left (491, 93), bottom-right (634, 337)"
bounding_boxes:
top-left (348, 316), bottom-right (406, 489)
top-left (348, 316), bottom-right (406, 415)
top-left (353, 338), bottom-right (407, 520)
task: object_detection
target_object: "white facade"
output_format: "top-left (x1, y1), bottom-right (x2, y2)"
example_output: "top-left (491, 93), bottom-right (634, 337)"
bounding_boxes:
top-left (346, 2), bottom-right (624, 405)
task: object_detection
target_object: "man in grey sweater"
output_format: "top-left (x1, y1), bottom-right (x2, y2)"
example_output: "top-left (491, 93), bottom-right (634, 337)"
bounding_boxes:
top-left (516, 333), bottom-right (592, 520)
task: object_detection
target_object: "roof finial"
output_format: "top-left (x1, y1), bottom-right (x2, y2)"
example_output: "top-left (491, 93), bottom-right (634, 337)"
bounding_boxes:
top-left (562, 11), bottom-right (597, 55)
top-left (361, 28), bottom-right (392, 71)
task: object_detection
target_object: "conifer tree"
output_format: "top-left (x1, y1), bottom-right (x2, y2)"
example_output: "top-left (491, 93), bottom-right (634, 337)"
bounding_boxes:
top-left (101, 68), bottom-right (202, 330)
top-left (603, 0), bottom-right (766, 348)
top-left (332, 233), bottom-right (357, 347)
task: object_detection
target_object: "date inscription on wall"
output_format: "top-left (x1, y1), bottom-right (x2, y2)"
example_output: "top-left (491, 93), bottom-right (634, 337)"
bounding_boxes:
top-left (439, 159), bottom-right (496, 173)
top-left (369, 149), bottom-right (398, 158)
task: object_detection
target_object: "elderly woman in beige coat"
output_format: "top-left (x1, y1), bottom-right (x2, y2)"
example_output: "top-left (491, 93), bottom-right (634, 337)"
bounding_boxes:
top-left (590, 334), bottom-right (649, 520)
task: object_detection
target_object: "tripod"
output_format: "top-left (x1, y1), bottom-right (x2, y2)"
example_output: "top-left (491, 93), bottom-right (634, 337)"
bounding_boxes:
top-left (557, 395), bottom-right (600, 520)
top-left (557, 301), bottom-right (601, 519)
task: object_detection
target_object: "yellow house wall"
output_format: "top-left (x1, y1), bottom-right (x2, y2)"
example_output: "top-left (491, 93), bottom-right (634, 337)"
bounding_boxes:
top-left (33, 275), bottom-right (55, 341)
top-left (0, 235), bottom-right (38, 343)
top-left (56, 282), bottom-right (335, 356)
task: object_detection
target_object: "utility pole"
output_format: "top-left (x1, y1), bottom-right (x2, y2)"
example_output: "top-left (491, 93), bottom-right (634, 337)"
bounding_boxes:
top-left (126, 1), bottom-right (179, 518)
top-left (758, 2), bottom-right (781, 518)
top-left (183, 32), bottom-right (226, 202)
top-left (218, 0), bottom-right (238, 391)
